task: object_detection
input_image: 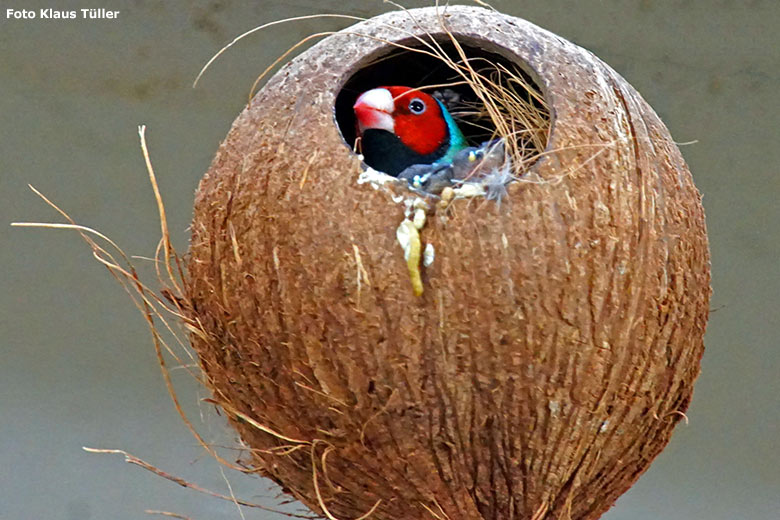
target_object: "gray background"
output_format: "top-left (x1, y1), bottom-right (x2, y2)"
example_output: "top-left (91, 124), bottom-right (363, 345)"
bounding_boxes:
top-left (2, 1), bottom-right (778, 519)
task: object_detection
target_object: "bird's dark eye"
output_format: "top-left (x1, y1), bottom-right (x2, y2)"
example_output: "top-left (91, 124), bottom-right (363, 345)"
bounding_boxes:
top-left (408, 98), bottom-right (426, 114)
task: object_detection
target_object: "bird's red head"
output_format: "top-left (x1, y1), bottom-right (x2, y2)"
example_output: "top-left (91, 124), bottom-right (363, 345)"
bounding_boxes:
top-left (353, 86), bottom-right (447, 156)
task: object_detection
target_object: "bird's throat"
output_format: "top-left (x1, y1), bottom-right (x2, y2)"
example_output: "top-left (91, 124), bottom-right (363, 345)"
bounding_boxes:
top-left (361, 129), bottom-right (449, 176)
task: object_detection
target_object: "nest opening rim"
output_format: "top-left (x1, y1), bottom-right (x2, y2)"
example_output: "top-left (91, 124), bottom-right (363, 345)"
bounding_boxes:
top-left (333, 34), bottom-right (552, 178)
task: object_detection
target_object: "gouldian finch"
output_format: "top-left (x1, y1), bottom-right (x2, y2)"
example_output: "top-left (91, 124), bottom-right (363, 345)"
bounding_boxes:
top-left (353, 86), bottom-right (468, 176)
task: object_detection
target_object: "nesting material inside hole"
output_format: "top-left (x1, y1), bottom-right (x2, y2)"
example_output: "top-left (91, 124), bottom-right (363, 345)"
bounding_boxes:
top-left (337, 38), bottom-right (550, 200)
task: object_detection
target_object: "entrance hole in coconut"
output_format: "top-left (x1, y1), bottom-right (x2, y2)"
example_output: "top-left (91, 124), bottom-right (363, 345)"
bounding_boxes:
top-left (335, 37), bottom-right (551, 188)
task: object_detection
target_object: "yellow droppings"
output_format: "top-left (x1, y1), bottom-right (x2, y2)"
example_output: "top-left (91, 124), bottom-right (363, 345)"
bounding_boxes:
top-left (396, 219), bottom-right (424, 297)
top-left (413, 207), bottom-right (426, 230)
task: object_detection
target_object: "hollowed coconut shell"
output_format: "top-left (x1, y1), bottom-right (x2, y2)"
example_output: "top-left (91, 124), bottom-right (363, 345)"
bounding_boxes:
top-left (187, 6), bottom-right (710, 520)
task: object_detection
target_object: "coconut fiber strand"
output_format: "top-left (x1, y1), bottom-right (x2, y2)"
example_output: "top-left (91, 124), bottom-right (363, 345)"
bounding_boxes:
top-left (187, 6), bottom-right (710, 520)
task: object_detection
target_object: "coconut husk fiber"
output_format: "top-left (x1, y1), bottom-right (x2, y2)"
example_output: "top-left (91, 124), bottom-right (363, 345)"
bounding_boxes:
top-left (187, 6), bottom-right (711, 520)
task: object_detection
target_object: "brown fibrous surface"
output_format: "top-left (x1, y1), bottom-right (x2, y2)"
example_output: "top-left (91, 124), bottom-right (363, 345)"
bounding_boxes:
top-left (187, 6), bottom-right (711, 520)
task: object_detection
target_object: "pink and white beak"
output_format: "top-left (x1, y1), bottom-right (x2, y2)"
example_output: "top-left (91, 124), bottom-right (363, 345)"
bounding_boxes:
top-left (353, 88), bottom-right (395, 135)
